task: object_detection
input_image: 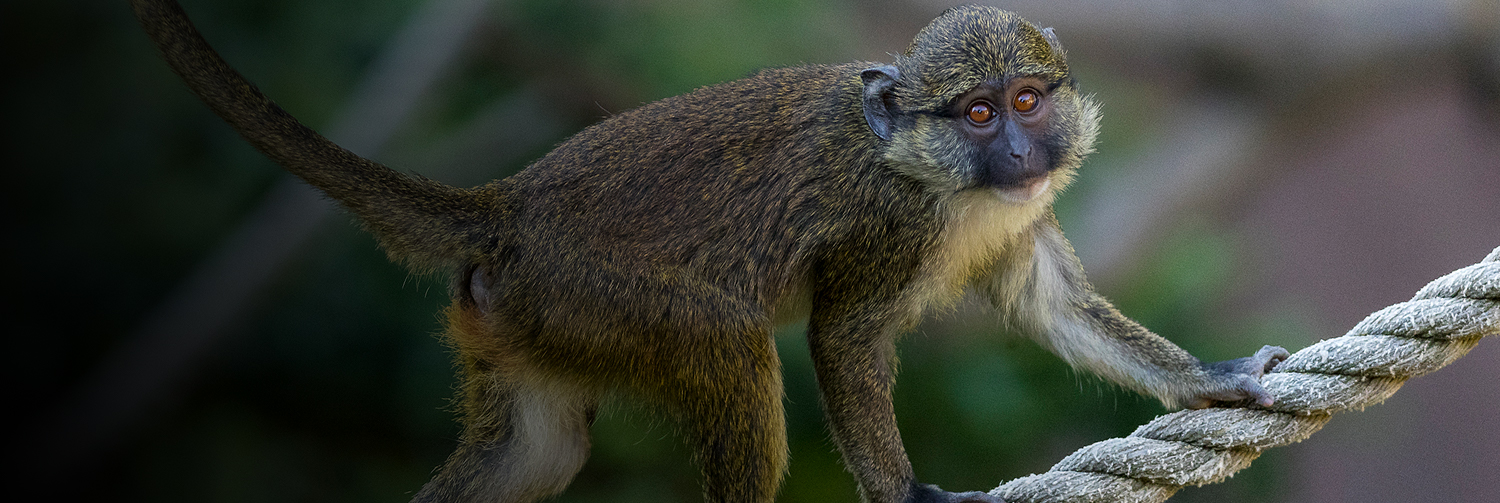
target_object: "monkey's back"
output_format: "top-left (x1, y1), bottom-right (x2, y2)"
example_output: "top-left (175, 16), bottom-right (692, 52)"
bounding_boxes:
top-left (501, 64), bottom-right (870, 310)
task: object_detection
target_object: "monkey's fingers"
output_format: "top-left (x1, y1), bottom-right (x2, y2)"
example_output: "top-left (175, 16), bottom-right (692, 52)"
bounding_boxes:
top-left (1213, 345), bottom-right (1290, 377)
top-left (1183, 374), bottom-right (1277, 410)
top-left (1254, 345), bottom-right (1291, 373)
top-left (1234, 374), bottom-right (1278, 408)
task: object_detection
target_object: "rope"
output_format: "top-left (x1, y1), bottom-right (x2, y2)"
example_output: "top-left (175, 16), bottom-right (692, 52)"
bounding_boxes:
top-left (991, 245), bottom-right (1500, 503)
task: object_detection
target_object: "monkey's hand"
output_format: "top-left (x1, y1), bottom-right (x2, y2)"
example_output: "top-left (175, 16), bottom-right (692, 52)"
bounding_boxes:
top-left (908, 483), bottom-right (1004, 503)
top-left (1185, 345), bottom-right (1290, 409)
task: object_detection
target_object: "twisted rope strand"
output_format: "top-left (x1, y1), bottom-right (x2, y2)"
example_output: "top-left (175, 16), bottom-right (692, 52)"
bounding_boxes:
top-left (992, 245), bottom-right (1500, 503)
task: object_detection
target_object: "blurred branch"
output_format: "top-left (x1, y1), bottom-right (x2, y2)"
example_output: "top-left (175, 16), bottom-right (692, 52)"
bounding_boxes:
top-left (1070, 98), bottom-right (1266, 286)
top-left (388, 84), bottom-right (570, 187)
top-left (917, 0), bottom-right (1471, 72)
top-left (47, 0), bottom-right (499, 478)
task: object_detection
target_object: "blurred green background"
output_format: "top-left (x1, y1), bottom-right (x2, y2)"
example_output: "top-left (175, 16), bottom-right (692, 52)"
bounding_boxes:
top-left (6, 0), bottom-right (1498, 502)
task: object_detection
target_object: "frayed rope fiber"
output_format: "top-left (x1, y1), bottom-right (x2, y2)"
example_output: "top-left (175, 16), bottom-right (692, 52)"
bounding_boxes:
top-left (992, 246), bottom-right (1500, 503)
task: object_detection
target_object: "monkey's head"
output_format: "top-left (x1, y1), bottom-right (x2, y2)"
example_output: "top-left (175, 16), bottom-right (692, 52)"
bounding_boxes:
top-left (862, 6), bottom-right (1101, 204)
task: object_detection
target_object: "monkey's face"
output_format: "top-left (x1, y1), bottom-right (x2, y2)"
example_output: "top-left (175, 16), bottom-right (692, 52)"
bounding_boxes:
top-left (942, 77), bottom-right (1064, 202)
top-left (870, 6), bottom-right (1101, 204)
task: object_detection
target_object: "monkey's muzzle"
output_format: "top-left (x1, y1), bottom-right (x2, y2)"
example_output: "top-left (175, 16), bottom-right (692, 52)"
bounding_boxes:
top-left (995, 177), bottom-right (1051, 204)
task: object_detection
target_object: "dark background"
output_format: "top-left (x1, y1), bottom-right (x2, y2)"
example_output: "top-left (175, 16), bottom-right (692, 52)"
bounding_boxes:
top-left (5, 0), bottom-right (1498, 502)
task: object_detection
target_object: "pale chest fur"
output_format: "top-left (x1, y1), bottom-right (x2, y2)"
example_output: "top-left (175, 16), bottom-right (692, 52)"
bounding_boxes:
top-left (913, 190), bottom-right (1052, 313)
top-left (770, 190), bottom-right (1052, 328)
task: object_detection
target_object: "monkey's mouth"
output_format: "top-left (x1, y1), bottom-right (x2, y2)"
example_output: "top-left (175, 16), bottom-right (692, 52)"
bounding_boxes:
top-left (994, 177), bottom-right (1051, 204)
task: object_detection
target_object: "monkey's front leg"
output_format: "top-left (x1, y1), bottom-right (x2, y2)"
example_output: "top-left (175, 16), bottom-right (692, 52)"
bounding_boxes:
top-left (991, 220), bottom-right (1289, 409)
top-left (1061, 292), bottom-right (1289, 409)
top-left (807, 303), bottom-right (1003, 503)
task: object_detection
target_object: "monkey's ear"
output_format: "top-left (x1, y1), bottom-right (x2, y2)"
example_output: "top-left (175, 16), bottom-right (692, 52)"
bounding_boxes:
top-left (1040, 27), bottom-right (1065, 55)
top-left (860, 65), bottom-right (900, 141)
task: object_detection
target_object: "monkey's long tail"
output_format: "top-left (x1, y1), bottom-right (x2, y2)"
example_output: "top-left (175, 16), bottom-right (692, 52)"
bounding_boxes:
top-left (129, 0), bottom-right (502, 271)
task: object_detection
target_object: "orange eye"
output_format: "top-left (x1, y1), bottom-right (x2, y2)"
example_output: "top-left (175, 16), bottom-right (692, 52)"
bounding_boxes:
top-left (1013, 89), bottom-right (1039, 113)
top-left (967, 101), bottom-right (996, 124)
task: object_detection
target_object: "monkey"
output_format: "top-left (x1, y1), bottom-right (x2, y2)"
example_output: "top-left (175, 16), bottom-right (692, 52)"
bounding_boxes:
top-left (130, 2), bottom-right (1290, 502)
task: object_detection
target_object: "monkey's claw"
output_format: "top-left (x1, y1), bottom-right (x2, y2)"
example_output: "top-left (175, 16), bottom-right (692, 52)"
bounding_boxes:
top-left (1190, 345), bottom-right (1290, 409)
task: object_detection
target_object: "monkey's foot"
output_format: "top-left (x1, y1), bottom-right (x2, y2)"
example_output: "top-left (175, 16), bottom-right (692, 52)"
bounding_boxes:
top-left (1188, 345), bottom-right (1290, 409)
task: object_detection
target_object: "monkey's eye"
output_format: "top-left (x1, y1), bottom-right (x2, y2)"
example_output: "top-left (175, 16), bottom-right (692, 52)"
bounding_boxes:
top-left (1013, 89), bottom-right (1040, 114)
top-left (966, 101), bottom-right (997, 124)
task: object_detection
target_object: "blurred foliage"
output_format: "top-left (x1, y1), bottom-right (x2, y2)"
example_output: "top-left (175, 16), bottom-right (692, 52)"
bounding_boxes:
top-left (5, 0), bottom-right (1314, 502)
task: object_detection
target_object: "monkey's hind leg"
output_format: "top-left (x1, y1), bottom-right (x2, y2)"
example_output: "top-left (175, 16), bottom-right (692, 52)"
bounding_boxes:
top-left (665, 329), bottom-right (788, 503)
top-left (412, 360), bottom-right (599, 503)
